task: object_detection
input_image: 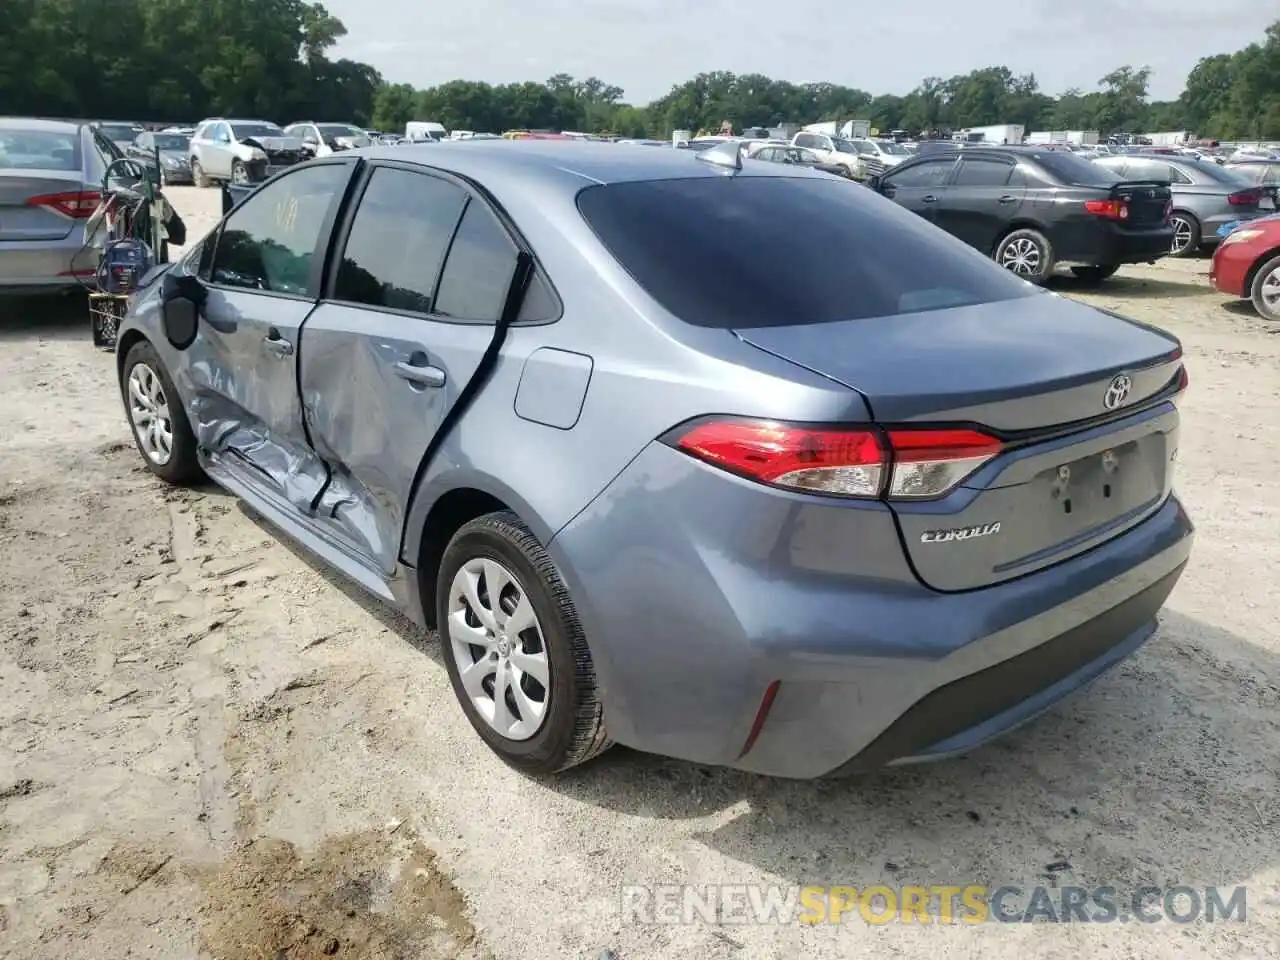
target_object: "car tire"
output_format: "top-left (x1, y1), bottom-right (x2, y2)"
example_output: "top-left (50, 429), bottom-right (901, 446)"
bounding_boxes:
top-left (995, 228), bottom-right (1055, 284)
top-left (1250, 253), bottom-right (1280, 321)
top-left (1070, 263), bottom-right (1120, 285)
top-left (1169, 211), bottom-right (1201, 258)
top-left (190, 159), bottom-right (209, 188)
top-left (436, 510), bottom-right (611, 775)
top-left (230, 160), bottom-right (249, 186)
top-left (119, 340), bottom-right (204, 485)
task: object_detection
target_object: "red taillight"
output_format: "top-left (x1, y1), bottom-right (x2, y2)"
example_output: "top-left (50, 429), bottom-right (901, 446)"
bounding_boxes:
top-left (1085, 198), bottom-right (1129, 220)
top-left (1175, 365), bottom-right (1189, 393)
top-left (1226, 191), bottom-right (1257, 206)
top-left (670, 419), bottom-right (1003, 500)
top-left (26, 190), bottom-right (101, 219)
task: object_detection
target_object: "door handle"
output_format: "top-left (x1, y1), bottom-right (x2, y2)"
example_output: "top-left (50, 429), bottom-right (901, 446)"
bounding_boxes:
top-left (921, 194), bottom-right (937, 203)
top-left (998, 195), bottom-right (1018, 204)
top-left (393, 360), bottom-right (446, 388)
top-left (262, 330), bottom-right (293, 357)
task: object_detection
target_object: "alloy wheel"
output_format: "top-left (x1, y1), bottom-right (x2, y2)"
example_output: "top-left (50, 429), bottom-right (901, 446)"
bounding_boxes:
top-left (127, 363), bottom-right (173, 465)
top-left (1000, 237), bottom-right (1041, 276)
top-left (231, 162), bottom-right (249, 185)
top-left (1259, 266), bottom-right (1280, 317)
top-left (448, 557), bottom-right (550, 741)
top-left (1170, 216), bottom-right (1194, 255)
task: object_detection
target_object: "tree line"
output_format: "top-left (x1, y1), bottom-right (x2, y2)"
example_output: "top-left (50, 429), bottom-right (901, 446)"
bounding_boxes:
top-left (1, 1), bottom-right (1276, 140)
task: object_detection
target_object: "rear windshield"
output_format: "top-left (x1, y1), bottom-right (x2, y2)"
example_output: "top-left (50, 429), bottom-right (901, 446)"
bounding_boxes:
top-left (576, 176), bottom-right (1039, 329)
top-left (0, 128), bottom-right (82, 171)
top-left (1179, 158), bottom-right (1255, 186)
top-left (1032, 151), bottom-right (1122, 187)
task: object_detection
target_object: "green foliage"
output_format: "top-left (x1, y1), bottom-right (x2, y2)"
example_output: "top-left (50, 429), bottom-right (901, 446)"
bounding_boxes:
top-left (0, 0), bottom-right (381, 124)
top-left (1, 2), bottom-right (1276, 141)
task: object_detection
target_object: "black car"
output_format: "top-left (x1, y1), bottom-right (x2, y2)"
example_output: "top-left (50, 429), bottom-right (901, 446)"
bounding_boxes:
top-left (748, 143), bottom-right (853, 178)
top-left (869, 146), bottom-right (1174, 284)
top-left (126, 131), bottom-right (194, 184)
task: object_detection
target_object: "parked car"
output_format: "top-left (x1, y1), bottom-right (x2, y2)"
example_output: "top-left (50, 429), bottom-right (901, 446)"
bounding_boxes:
top-left (1092, 153), bottom-right (1265, 257)
top-left (283, 121), bottom-right (373, 156)
top-left (1209, 215), bottom-right (1280, 321)
top-left (0, 116), bottom-right (134, 293)
top-left (871, 145), bottom-right (1173, 284)
top-left (114, 141), bottom-right (1193, 779)
top-left (791, 131), bottom-right (872, 178)
top-left (1223, 159), bottom-right (1280, 211)
top-left (745, 142), bottom-right (854, 178)
top-left (126, 130), bottom-right (194, 185)
top-left (188, 118), bottom-right (305, 187)
top-left (849, 138), bottom-right (912, 170)
top-left (93, 121), bottom-right (146, 152)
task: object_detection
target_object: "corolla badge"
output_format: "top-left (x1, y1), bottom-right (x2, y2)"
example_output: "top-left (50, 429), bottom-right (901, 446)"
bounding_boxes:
top-left (1103, 374), bottom-right (1132, 410)
top-left (920, 521), bottom-right (1001, 544)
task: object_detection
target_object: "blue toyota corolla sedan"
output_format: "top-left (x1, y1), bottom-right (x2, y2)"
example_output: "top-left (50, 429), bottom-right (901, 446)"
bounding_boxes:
top-left (114, 140), bottom-right (1193, 778)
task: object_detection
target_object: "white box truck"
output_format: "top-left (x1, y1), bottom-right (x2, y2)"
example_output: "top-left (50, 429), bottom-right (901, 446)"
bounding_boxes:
top-left (958, 124), bottom-right (1025, 145)
top-left (405, 121), bottom-right (447, 142)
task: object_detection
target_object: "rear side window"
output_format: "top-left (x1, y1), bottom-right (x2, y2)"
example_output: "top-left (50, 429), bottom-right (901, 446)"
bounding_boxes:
top-left (0, 128), bottom-right (83, 171)
top-left (952, 158), bottom-right (1013, 186)
top-left (576, 176), bottom-right (1039, 330)
top-left (432, 200), bottom-right (517, 322)
top-left (1032, 151), bottom-right (1122, 187)
top-left (334, 167), bottom-right (468, 313)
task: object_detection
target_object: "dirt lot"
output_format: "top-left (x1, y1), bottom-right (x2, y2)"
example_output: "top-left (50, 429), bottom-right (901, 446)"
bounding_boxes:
top-left (1, 186), bottom-right (1278, 959)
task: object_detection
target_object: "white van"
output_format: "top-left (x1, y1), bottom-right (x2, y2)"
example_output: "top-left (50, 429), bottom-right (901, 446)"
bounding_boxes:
top-left (405, 121), bottom-right (447, 143)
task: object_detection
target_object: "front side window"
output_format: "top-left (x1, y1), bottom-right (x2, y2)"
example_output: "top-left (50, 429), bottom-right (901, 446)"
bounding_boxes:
top-left (333, 167), bottom-right (468, 314)
top-left (886, 158), bottom-right (954, 187)
top-left (210, 163), bottom-right (349, 294)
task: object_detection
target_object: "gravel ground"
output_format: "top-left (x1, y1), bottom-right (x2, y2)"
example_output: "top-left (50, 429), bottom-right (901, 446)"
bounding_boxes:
top-left (0, 186), bottom-right (1277, 959)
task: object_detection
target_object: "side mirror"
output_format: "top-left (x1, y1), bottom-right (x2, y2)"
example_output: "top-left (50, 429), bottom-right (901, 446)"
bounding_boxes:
top-left (160, 270), bottom-right (206, 350)
top-left (868, 175), bottom-right (883, 192)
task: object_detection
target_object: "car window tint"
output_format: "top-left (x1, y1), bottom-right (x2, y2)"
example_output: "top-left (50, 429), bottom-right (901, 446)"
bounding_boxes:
top-left (0, 128), bottom-right (84, 172)
top-left (794, 134), bottom-right (814, 148)
top-left (517, 270), bottom-right (558, 323)
top-left (432, 199), bottom-right (518, 322)
top-left (576, 176), bottom-right (1038, 330)
top-left (1168, 165), bottom-right (1193, 184)
top-left (210, 163), bottom-right (348, 295)
top-left (1123, 158), bottom-right (1172, 182)
top-left (1033, 151), bottom-right (1122, 186)
top-left (333, 166), bottom-right (467, 313)
top-left (953, 158), bottom-right (1013, 187)
top-left (885, 158), bottom-right (954, 187)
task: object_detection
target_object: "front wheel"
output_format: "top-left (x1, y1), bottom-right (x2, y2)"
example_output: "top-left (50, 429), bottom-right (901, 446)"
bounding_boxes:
top-left (1070, 263), bottom-right (1120, 285)
top-left (995, 228), bottom-right (1055, 284)
top-left (436, 511), bottom-right (610, 775)
top-left (120, 340), bottom-right (203, 485)
top-left (1250, 254), bottom-right (1280, 321)
top-left (230, 160), bottom-right (249, 186)
top-left (190, 159), bottom-right (209, 188)
top-left (1169, 212), bottom-right (1201, 258)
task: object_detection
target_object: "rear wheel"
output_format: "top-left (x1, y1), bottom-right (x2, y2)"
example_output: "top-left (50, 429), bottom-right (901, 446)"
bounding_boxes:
top-left (1070, 263), bottom-right (1120, 285)
top-left (1250, 254), bottom-right (1280, 321)
top-left (190, 159), bottom-right (208, 188)
top-left (1169, 211), bottom-right (1201, 258)
top-left (995, 228), bottom-right (1055, 284)
top-left (436, 511), bottom-right (611, 775)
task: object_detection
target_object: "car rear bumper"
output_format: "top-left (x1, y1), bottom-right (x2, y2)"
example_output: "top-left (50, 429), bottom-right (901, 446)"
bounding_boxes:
top-left (1095, 224), bottom-right (1174, 265)
top-left (549, 441), bottom-right (1194, 778)
top-left (1, 238), bottom-right (98, 291)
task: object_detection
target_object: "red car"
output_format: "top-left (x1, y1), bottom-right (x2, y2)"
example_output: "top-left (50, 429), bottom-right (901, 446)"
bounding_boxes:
top-left (1210, 215), bottom-right (1280, 321)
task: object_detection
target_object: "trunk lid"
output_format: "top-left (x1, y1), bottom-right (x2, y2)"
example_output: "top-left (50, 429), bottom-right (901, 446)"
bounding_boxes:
top-left (736, 295), bottom-right (1184, 591)
top-left (1110, 179), bottom-right (1172, 226)
top-left (0, 171), bottom-right (90, 241)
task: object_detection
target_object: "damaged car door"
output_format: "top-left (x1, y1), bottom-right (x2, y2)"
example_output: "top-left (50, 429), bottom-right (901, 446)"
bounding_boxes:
top-left (192, 159), bottom-right (357, 511)
top-left (298, 162), bottom-right (535, 575)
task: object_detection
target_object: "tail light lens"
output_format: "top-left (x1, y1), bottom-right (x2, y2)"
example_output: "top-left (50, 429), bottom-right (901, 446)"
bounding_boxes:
top-left (669, 419), bottom-right (1003, 500)
top-left (1226, 190), bottom-right (1258, 206)
top-left (1084, 198), bottom-right (1129, 220)
top-left (1175, 364), bottom-right (1189, 394)
top-left (26, 190), bottom-right (101, 219)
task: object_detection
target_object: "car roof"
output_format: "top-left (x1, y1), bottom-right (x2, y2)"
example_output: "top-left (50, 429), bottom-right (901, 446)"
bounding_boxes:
top-left (345, 139), bottom-right (834, 187)
top-left (0, 116), bottom-right (85, 133)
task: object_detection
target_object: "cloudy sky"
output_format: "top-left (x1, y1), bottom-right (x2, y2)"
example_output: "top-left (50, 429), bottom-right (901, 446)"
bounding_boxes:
top-left (326, 0), bottom-right (1272, 104)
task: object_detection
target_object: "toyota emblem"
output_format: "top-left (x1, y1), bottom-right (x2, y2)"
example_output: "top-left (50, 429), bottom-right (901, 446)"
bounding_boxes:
top-left (1103, 374), bottom-right (1132, 410)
